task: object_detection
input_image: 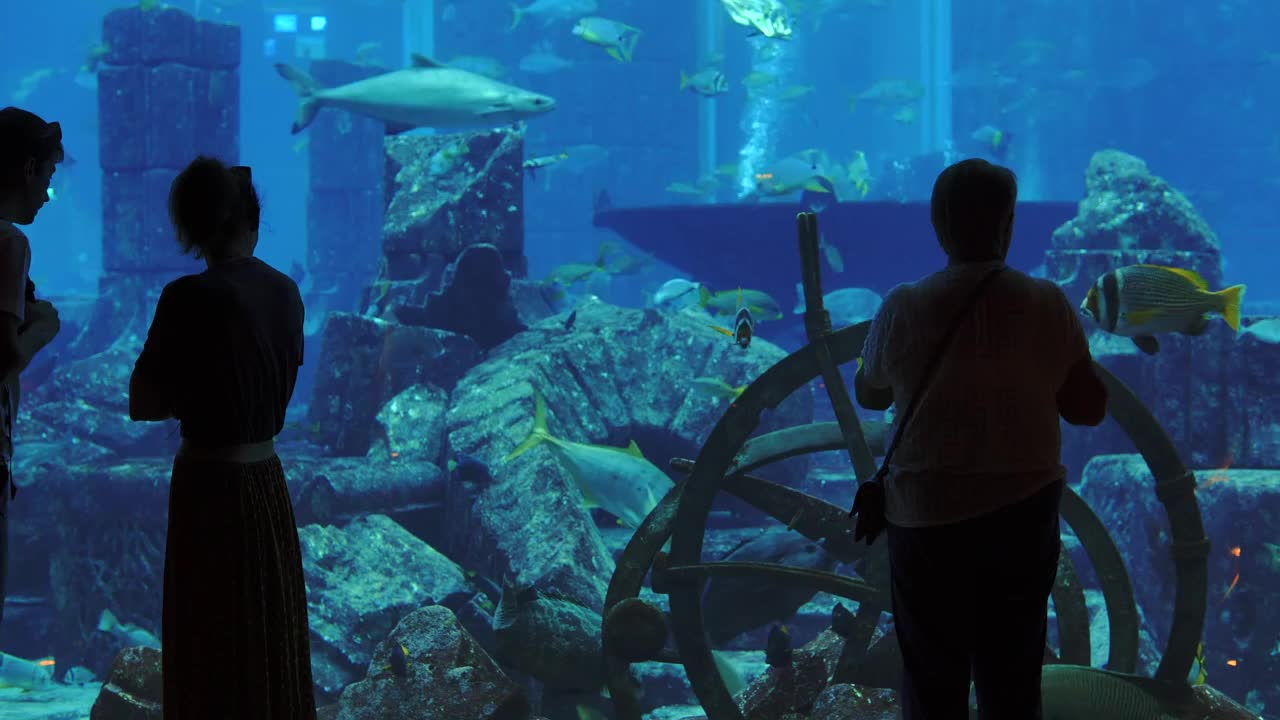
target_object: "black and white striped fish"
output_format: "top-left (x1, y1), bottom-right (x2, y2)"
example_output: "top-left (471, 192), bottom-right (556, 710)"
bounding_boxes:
top-left (1080, 264), bottom-right (1245, 355)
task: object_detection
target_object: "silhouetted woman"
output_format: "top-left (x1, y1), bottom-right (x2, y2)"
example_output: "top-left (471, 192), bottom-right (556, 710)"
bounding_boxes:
top-left (128, 156), bottom-right (314, 719)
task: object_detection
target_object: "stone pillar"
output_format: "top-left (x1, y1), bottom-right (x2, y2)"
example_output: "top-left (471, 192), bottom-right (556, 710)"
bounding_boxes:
top-left (368, 128), bottom-right (526, 317)
top-left (304, 60), bottom-right (385, 316)
top-left (77, 5), bottom-right (239, 356)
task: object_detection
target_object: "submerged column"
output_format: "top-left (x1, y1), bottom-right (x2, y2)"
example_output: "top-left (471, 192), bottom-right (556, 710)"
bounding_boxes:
top-left (696, 0), bottom-right (722, 186)
top-left (85, 4), bottom-right (239, 353)
top-left (303, 60), bottom-right (386, 317)
top-left (920, 0), bottom-right (952, 155)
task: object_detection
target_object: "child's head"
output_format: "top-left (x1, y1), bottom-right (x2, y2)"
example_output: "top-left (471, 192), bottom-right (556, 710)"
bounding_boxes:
top-left (0, 107), bottom-right (64, 225)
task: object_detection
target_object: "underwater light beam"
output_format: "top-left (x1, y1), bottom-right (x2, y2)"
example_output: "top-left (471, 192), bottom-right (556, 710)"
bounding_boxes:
top-left (736, 36), bottom-right (794, 199)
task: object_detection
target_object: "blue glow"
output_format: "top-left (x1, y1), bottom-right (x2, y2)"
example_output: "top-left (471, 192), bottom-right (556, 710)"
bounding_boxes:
top-left (273, 13), bottom-right (298, 33)
top-left (310, 16), bottom-right (327, 31)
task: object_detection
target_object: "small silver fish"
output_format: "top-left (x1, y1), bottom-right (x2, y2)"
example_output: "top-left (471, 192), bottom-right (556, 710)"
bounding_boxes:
top-left (680, 67), bottom-right (729, 97)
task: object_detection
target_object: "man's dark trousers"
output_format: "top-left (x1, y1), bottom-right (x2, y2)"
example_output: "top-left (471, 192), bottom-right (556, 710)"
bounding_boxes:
top-left (887, 478), bottom-right (1064, 720)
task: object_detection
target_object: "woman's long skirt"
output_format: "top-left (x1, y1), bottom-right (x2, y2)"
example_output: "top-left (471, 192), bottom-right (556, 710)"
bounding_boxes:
top-left (162, 455), bottom-right (317, 720)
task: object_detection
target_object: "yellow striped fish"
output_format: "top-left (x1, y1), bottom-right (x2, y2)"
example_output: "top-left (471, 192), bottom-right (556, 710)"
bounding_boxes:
top-left (1080, 264), bottom-right (1245, 355)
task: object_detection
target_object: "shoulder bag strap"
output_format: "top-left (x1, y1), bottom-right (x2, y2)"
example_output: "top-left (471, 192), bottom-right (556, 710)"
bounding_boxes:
top-left (874, 264), bottom-right (1006, 477)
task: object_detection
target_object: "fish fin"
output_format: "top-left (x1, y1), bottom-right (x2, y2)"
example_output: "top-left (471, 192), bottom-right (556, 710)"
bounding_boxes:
top-left (275, 63), bottom-right (323, 134)
top-left (711, 650), bottom-right (746, 697)
top-left (606, 47), bottom-right (625, 63)
top-left (824, 242), bottom-right (845, 272)
top-left (577, 480), bottom-right (601, 509)
top-left (1132, 335), bottom-right (1160, 355)
top-left (503, 388), bottom-right (553, 462)
top-left (384, 122), bottom-right (417, 135)
top-left (1184, 315), bottom-right (1211, 336)
top-left (576, 704), bottom-right (609, 720)
top-left (1136, 264), bottom-right (1209, 289)
top-left (410, 53), bottom-right (447, 69)
top-left (1215, 284), bottom-right (1245, 332)
top-left (698, 286), bottom-right (712, 308)
top-left (623, 31), bottom-right (641, 62)
top-left (679, 70), bottom-right (688, 90)
top-left (709, 325), bottom-right (733, 337)
top-left (478, 103), bottom-right (516, 117)
top-left (508, 3), bottom-right (523, 30)
top-left (623, 440), bottom-right (644, 458)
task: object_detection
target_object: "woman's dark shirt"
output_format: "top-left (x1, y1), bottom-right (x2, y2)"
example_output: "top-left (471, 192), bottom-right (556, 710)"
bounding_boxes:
top-left (134, 256), bottom-right (305, 447)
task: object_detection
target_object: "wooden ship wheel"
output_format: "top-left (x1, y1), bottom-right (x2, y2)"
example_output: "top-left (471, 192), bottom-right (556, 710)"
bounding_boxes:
top-left (598, 213), bottom-right (1213, 720)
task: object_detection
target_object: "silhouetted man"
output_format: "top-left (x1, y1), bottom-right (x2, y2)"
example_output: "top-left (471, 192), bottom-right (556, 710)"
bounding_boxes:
top-left (853, 158), bottom-right (1107, 719)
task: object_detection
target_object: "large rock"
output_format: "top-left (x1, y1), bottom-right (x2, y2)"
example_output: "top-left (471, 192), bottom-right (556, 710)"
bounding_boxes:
top-left (1046, 150), bottom-right (1223, 304)
top-left (807, 684), bottom-right (898, 720)
top-left (381, 128), bottom-right (526, 290)
top-left (333, 605), bottom-right (529, 720)
top-left (300, 514), bottom-right (475, 700)
top-left (286, 455), bottom-right (446, 527)
top-left (89, 646), bottom-right (162, 720)
top-left (1078, 455), bottom-right (1280, 713)
top-left (1061, 315), bottom-right (1280, 477)
top-left (27, 334), bottom-right (177, 457)
top-left (307, 314), bottom-right (481, 456)
top-left (444, 299), bottom-right (815, 611)
top-left (12, 455), bottom-right (444, 679)
top-left (369, 383), bottom-right (450, 468)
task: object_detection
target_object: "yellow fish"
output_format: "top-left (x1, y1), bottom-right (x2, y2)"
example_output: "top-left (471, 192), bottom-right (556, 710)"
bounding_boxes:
top-left (573, 17), bottom-right (642, 62)
top-left (504, 388), bottom-right (672, 529)
top-left (1080, 264), bottom-right (1245, 355)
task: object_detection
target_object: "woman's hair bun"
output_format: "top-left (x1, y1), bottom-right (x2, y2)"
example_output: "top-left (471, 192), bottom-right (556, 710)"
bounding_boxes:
top-left (168, 155), bottom-right (260, 260)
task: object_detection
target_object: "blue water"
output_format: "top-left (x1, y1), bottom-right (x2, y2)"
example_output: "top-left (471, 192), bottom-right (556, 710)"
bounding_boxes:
top-left (3, 1), bottom-right (1277, 717)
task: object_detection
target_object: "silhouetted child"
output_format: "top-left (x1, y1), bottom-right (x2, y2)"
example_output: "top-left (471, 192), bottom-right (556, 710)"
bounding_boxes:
top-left (0, 106), bottom-right (65, 635)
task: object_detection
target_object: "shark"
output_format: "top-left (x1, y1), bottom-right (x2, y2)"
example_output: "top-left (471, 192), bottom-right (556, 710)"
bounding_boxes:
top-left (275, 53), bottom-right (556, 135)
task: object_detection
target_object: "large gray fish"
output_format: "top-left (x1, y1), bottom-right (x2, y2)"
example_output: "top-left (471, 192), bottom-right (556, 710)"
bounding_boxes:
top-left (702, 529), bottom-right (836, 645)
top-left (491, 579), bottom-right (607, 692)
top-left (275, 54), bottom-right (556, 135)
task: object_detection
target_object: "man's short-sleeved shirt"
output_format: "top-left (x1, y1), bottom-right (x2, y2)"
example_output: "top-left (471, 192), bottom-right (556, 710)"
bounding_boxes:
top-left (859, 260), bottom-right (1091, 527)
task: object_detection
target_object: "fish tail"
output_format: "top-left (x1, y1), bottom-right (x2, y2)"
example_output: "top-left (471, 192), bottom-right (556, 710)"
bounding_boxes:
top-left (97, 609), bottom-right (116, 632)
top-left (1215, 284), bottom-right (1245, 332)
top-left (712, 650), bottom-right (746, 696)
top-left (274, 63), bottom-right (323, 134)
top-left (679, 70), bottom-right (688, 90)
top-left (619, 30), bottom-right (641, 63)
top-left (508, 3), bottom-right (524, 30)
top-left (504, 388), bottom-right (553, 462)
